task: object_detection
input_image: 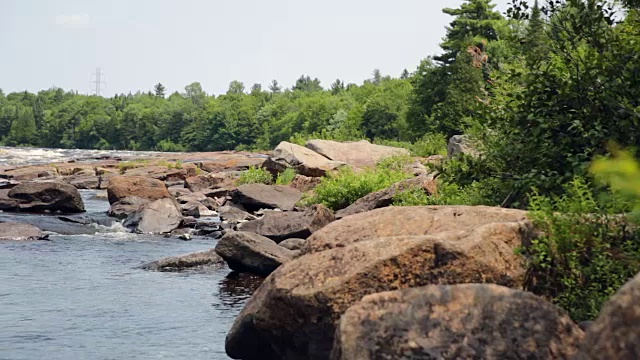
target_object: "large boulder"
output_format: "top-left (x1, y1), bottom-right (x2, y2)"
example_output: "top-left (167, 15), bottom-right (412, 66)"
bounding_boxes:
top-left (332, 284), bottom-right (584, 360)
top-left (0, 181), bottom-right (84, 213)
top-left (107, 176), bottom-right (172, 204)
top-left (577, 272), bottom-right (640, 359)
top-left (232, 184), bottom-right (302, 212)
top-left (289, 174), bottom-right (322, 193)
top-left (225, 209), bottom-right (533, 360)
top-left (238, 204), bottom-right (335, 242)
top-left (279, 238), bottom-right (306, 251)
top-left (107, 196), bottom-right (150, 219)
top-left (215, 231), bottom-right (295, 276)
top-left (180, 201), bottom-right (217, 218)
top-left (219, 205), bottom-right (257, 223)
top-left (305, 139), bottom-right (410, 168)
top-left (447, 134), bottom-right (479, 158)
top-left (335, 176), bottom-right (436, 218)
top-left (123, 198), bottom-right (183, 234)
top-left (140, 249), bottom-right (225, 272)
top-left (0, 222), bottom-right (47, 241)
top-left (264, 141), bottom-right (346, 177)
top-left (304, 205), bottom-right (529, 254)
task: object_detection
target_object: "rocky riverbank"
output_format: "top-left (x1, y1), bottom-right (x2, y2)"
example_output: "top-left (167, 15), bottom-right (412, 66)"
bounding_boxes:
top-left (1, 140), bottom-right (638, 359)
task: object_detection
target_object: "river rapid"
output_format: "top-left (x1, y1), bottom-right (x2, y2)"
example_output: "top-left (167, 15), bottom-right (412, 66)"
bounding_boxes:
top-left (0, 147), bottom-right (258, 360)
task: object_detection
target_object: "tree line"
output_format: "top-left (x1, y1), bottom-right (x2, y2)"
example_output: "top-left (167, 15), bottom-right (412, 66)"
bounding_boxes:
top-left (1, 0), bottom-right (639, 207)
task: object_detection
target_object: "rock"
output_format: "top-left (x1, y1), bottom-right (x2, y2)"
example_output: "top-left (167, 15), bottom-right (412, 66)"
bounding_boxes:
top-left (198, 155), bottom-right (266, 173)
top-left (214, 231), bottom-right (295, 276)
top-left (225, 211), bottom-right (533, 360)
top-left (65, 175), bottom-right (101, 189)
top-left (108, 196), bottom-right (150, 219)
top-left (279, 238), bottom-right (306, 251)
top-left (232, 184), bottom-right (302, 212)
top-left (140, 249), bottom-right (224, 272)
top-left (0, 178), bottom-right (21, 189)
top-left (123, 198), bottom-right (183, 234)
top-left (177, 192), bottom-right (208, 204)
top-left (238, 204), bottom-right (335, 242)
top-left (304, 205), bottom-right (530, 254)
top-left (447, 134), bottom-right (479, 158)
top-left (332, 284), bottom-right (584, 360)
top-left (577, 272), bottom-right (640, 359)
top-left (180, 201), bottom-right (217, 218)
top-left (219, 205), bottom-right (257, 223)
top-left (305, 139), bottom-right (410, 168)
top-left (335, 176), bottom-right (436, 218)
top-left (0, 222), bottom-right (47, 241)
top-left (185, 174), bottom-right (234, 192)
top-left (2, 166), bottom-right (60, 181)
top-left (202, 187), bottom-right (232, 199)
top-left (289, 174), bottom-right (323, 193)
top-left (264, 141), bottom-right (346, 177)
top-left (0, 181), bottom-right (85, 213)
top-left (107, 176), bottom-right (172, 204)
top-left (168, 186), bottom-right (192, 198)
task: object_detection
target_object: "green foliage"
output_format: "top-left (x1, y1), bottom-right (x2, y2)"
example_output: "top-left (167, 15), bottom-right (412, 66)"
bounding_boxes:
top-left (156, 139), bottom-right (185, 152)
top-left (305, 157), bottom-right (413, 210)
top-left (393, 178), bottom-right (502, 206)
top-left (118, 159), bottom-right (149, 174)
top-left (237, 166), bottom-right (273, 185)
top-left (524, 178), bottom-right (640, 321)
top-left (275, 168), bottom-right (297, 185)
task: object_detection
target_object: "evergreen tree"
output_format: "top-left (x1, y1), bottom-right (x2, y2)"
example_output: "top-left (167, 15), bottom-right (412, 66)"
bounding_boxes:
top-left (268, 80), bottom-right (282, 93)
top-left (400, 69), bottom-right (410, 79)
top-left (293, 75), bottom-right (322, 92)
top-left (330, 79), bottom-right (345, 95)
top-left (435, 0), bottom-right (503, 66)
top-left (154, 83), bottom-right (166, 98)
top-left (523, 0), bottom-right (547, 65)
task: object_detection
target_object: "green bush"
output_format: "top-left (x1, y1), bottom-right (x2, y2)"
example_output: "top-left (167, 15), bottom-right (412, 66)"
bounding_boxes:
top-left (238, 166), bottom-right (274, 185)
top-left (523, 177), bottom-right (640, 321)
top-left (276, 168), bottom-right (297, 185)
top-left (393, 179), bottom-right (500, 207)
top-left (412, 133), bottom-right (448, 157)
top-left (305, 157), bottom-right (413, 210)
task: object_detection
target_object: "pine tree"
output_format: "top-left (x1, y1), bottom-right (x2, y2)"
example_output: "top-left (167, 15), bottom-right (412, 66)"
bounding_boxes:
top-left (523, 0), bottom-right (547, 65)
top-left (268, 80), bottom-right (282, 93)
top-left (435, 0), bottom-right (503, 66)
top-left (154, 83), bottom-right (166, 98)
top-left (400, 69), bottom-right (410, 79)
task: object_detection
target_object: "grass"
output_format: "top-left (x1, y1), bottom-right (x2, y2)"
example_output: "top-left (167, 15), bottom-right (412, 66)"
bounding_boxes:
top-left (118, 159), bottom-right (149, 174)
top-left (275, 168), bottom-right (297, 185)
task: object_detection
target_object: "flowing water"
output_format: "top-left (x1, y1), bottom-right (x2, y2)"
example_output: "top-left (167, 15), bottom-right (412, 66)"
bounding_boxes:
top-left (0, 148), bottom-right (259, 360)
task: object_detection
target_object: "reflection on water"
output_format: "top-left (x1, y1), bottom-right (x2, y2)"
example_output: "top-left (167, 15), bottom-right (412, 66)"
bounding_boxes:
top-left (218, 272), bottom-right (265, 308)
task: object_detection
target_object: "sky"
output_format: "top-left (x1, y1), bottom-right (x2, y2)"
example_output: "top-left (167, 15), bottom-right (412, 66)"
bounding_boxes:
top-left (0, 0), bottom-right (510, 97)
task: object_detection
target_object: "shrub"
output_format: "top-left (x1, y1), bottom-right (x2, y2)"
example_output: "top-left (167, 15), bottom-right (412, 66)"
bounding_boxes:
top-left (412, 132), bottom-right (448, 157)
top-left (238, 166), bottom-right (273, 185)
top-left (523, 177), bottom-right (640, 321)
top-left (305, 157), bottom-right (413, 210)
top-left (393, 179), bottom-right (500, 206)
top-left (276, 168), bottom-right (297, 185)
top-left (118, 159), bottom-right (149, 175)
top-left (156, 139), bottom-right (185, 152)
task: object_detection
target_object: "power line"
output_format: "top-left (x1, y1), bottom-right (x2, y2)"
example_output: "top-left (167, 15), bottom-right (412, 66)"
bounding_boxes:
top-left (90, 67), bottom-right (106, 96)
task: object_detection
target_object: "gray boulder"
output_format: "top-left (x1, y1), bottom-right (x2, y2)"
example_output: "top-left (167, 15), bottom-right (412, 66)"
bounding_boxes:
top-left (264, 141), bottom-right (346, 177)
top-left (124, 198), bottom-right (183, 234)
top-left (232, 184), bottom-right (302, 212)
top-left (238, 204), bottom-right (335, 242)
top-left (305, 139), bottom-right (410, 168)
top-left (0, 222), bottom-right (47, 241)
top-left (279, 238), bottom-right (306, 251)
top-left (447, 135), bottom-right (479, 158)
top-left (140, 249), bottom-right (224, 272)
top-left (215, 231), bottom-right (294, 276)
top-left (0, 181), bottom-right (85, 213)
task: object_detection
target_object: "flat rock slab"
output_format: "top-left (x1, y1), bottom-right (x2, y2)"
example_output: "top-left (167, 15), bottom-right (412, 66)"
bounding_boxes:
top-left (140, 249), bottom-right (224, 272)
top-left (305, 139), bottom-right (410, 168)
top-left (0, 222), bottom-right (47, 241)
top-left (232, 184), bottom-right (302, 212)
top-left (107, 176), bottom-right (172, 204)
top-left (332, 284), bottom-right (583, 360)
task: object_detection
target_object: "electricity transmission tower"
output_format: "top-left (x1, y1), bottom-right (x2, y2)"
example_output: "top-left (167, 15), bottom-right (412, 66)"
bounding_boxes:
top-left (91, 67), bottom-right (106, 96)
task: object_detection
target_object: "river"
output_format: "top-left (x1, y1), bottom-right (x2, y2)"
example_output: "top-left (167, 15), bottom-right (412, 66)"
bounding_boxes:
top-left (0, 148), bottom-right (259, 360)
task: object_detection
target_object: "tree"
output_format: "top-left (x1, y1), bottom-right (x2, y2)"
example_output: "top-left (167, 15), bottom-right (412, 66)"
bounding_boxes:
top-left (371, 69), bottom-right (382, 85)
top-left (523, 0), bottom-right (547, 65)
top-left (6, 107), bottom-right (37, 146)
top-left (250, 83), bottom-right (262, 95)
top-left (400, 69), bottom-right (410, 79)
top-left (435, 0), bottom-right (503, 66)
top-left (293, 75), bottom-right (322, 92)
top-left (227, 80), bottom-right (245, 95)
top-left (154, 83), bottom-right (166, 98)
top-left (268, 80), bottom-right (282, 93)
top-left (184, 82), bottom-right (206, 107)
top-left (330, 79), bottom-right (345, 95)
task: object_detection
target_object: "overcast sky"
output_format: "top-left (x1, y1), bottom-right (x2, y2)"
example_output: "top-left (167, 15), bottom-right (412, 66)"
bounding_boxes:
top-left (0, 0), bottom-right (510, 96)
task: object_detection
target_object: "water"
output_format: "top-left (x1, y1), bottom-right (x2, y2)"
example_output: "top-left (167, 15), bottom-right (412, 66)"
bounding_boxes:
top-left (0, 190), bottom-right (258, 359)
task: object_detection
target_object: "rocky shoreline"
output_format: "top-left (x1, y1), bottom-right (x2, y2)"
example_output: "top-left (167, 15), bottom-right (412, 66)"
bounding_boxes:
top-left (1, 140), bottom-right (638, 359)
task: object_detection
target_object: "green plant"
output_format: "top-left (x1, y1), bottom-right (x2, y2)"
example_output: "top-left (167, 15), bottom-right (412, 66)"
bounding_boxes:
top-left (118, 159), bottom-right (149, 174)
top-left (237, 166), bottom-right (273, 185)
top-left (523, 177), bottom-right (640, 321)
top-left (276, 168), bottom-right (297, 185)
top-left (412, 132), bottom-right (448, 157)
top-left (393, 178), bottom-right (499, 206)
top-left (305, 161), bottom-right (412, 210)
